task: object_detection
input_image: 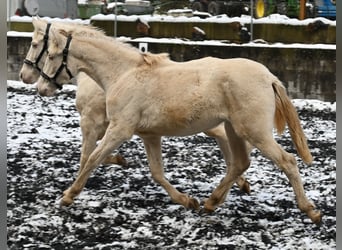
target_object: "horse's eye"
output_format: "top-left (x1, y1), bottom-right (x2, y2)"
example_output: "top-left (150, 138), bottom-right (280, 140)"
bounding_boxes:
top-left (31, 42), bottom-right (38, 49)
top-left (47, 52), bottom-right (54, 61)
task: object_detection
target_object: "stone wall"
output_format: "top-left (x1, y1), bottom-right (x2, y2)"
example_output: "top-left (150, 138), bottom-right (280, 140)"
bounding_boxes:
top-left (7, 35), bottom-right (335, 102)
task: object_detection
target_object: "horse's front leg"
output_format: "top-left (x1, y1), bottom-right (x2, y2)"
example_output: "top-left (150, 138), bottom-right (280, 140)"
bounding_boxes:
top-left (78, 123), bottom-right (99, 175)
top-left (61, 122), bottom-right (133, 206)
top-left (79, 117), bottom-right (127, 174)
top-left (204, 124), bottom-right (250, 194)
top-left (142, 135), bottom-right (200, 210)
top-left (79, 133), bottom-right (127, 174)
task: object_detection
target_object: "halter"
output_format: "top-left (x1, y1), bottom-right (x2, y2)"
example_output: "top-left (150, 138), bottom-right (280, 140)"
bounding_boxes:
top-left (40, 35), bottom-right (74, 90)
top-left (23, 23), bottom-right (51, 72)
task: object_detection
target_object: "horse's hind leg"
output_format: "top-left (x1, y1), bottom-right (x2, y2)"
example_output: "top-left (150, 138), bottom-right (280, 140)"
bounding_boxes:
top-left (254, 138), bottom-right (321, 224)
top-left (204, 122), bottom-right (251, 212)
top-left (204, 124), bottom-right (250, 194)
top-left (142, 135), bottom-right (200, 210)
top-left (103, 154), bottom-right (127, 166)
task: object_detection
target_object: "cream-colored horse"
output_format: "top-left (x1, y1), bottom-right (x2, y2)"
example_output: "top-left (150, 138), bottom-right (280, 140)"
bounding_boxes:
top-left (36, 25), bottom-right (321, 224)
top-left (20, 18), bottom-right (127, 172)
top-left (20, 19), bottom-right (250, 191)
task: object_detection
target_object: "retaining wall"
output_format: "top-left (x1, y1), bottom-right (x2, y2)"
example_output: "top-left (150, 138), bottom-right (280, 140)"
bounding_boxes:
top-left (90, 19), bottom-right (336, 44)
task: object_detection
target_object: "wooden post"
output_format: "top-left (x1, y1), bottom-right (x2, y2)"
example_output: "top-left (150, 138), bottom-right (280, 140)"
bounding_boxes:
top-left (299, 0), bottom-right (306, 20)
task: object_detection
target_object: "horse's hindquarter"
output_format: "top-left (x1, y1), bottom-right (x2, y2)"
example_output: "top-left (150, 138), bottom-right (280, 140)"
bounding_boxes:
top-left (107, 57), bottom-right (277, 136)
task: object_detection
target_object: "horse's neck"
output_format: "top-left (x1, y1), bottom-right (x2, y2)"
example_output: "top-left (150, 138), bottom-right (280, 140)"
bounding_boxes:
top-left (72, 38), bottom-right (141, 92)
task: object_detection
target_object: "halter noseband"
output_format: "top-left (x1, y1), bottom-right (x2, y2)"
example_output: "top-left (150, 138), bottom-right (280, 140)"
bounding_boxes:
top-left (23, 23), bottom-right (51, 72)
top-left (40, 35), bottom-right (74, 90)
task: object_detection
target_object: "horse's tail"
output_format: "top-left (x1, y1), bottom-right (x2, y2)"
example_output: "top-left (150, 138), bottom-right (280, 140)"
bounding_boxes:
top-left (272, 80), bottom-right (313, 165)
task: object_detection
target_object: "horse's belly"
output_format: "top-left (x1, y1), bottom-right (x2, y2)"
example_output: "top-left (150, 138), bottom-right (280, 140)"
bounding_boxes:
top-left (136, 113), bottom-right (223, 136)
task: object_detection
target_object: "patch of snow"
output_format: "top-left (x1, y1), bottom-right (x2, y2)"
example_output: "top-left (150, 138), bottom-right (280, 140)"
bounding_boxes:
top-left (90, 13), bottom-right (335, 26)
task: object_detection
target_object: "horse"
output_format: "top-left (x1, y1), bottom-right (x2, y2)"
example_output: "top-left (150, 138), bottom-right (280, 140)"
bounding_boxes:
top-left (36, 25), bottom-right (321, 224)
top-left (19, 18), bottom-right (127, 173)
top-left (20, 18), bottom-right (251, 192)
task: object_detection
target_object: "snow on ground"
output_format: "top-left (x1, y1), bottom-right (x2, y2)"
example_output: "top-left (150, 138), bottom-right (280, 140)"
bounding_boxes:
top-left (7, 80), bottom-right (335, 249)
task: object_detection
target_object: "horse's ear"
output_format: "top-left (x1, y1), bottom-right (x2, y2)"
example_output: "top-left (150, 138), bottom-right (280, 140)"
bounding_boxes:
top-left (32, 16), bottom-right (47, 33)
top-left (32, 15), bottom-right (40, 21)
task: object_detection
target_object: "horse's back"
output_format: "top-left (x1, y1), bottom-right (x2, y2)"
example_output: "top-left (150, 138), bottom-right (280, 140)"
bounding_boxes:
top-left (152, 57), bottom-right (278, 106)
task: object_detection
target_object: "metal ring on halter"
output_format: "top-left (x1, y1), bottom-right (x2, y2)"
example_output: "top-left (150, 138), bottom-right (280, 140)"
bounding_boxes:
top-left (40, 35), bottom-right (74, 90)
top-left (23, 23), bottom-right (51, 72)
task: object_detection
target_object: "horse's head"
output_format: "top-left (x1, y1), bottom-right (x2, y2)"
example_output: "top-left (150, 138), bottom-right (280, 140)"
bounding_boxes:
top-left (20, 17), bottom-right (50, 84)
top-left (37, 27), bottom-right (76, 96)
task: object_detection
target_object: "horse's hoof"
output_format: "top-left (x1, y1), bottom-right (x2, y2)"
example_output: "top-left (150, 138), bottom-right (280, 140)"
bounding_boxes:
top-left (60, 196), bottom-right (74, 207)
top-left (309, 210), bottom-right (322, 225)
top-left (199, 207), bottom-right (215, 215)
top-left (199, 200), bottom-right (215, 214)
top-left (241, 180), bottom-right (251, 195)
top-left (188, 198), bottom-right (200, 211)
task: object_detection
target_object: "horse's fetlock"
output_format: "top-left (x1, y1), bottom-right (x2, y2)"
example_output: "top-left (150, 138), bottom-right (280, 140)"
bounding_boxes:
top-left (115, 155), bottom-right (127, 166)
top-left (203, 201), bottom-right (216, 213)
top-left (298, 200), bottom-right (315, 213)
top-left (203, 195), bottom-right (221, 212)
top-left (64, 187), bottom-right (81, 199)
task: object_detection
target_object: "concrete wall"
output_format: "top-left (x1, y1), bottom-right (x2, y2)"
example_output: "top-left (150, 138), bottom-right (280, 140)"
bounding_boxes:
top-left (7, 35), bottom-right (335, 102)
top-left (89, 20), bottom-right (336, 44)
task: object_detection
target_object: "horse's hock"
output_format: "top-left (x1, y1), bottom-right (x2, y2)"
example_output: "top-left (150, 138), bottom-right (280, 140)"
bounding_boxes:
top-left (7, 19), bottom-right (335, 102)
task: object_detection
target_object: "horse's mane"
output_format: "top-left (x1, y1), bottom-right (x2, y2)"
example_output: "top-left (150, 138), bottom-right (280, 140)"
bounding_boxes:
top-left (33, 18), bottom-right (106, 39)
top-left (70, 29), bottom-right (171, 66)
top-left (56, 22), bottom-right (106, 38)
top-left (45, 20), bottom-right (171, 67)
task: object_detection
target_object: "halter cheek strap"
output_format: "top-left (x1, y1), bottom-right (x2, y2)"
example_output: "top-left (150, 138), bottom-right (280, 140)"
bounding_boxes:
top-left (40, 35), bottom-right (74, 90)
top-left (23, 23), bottom-right (51, 72)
